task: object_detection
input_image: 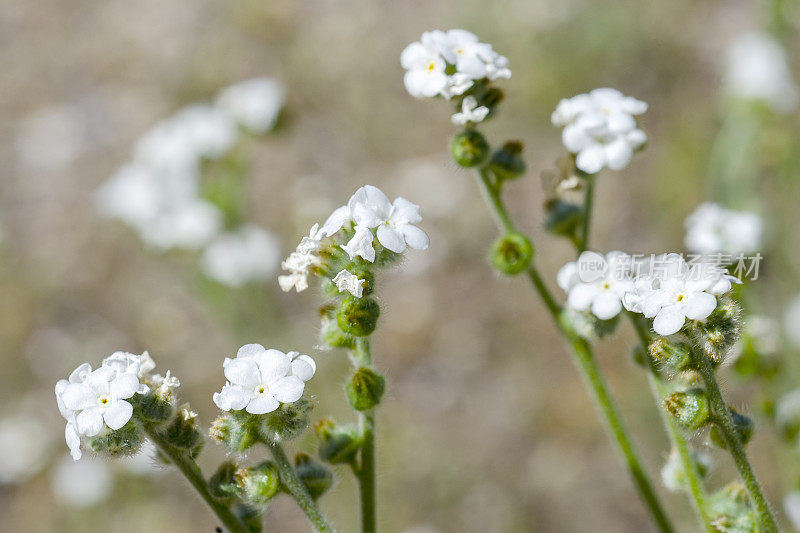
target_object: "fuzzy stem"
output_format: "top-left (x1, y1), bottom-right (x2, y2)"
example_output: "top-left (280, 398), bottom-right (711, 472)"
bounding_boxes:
top-left (265, 439), bottom-right (336, 533)
top-left (690, 344), bottom-right (778, 532)
top-left (351, 337), bottom-right (377, 533)
top-left (473, 169), bottom-right (674, 533)
top-left (140, 424), bottom-right (251, 533)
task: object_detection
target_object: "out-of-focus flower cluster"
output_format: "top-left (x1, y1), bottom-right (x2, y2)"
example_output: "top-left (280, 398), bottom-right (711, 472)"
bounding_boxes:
top-left (683, 202), bottom-right (762, 256)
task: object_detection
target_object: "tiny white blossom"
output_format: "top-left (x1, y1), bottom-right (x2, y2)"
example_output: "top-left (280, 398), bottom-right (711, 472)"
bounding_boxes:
top-left (684, 202), bottom-right (762, 255)
top-left (341, 225), bottom-right (376, 262)
top-left (333, 269), bottom-right (365, 297)
top-left (213, 344), bottom-right (314, 415)
top-left (401, 32), bottom-right (450, 98)
top-left (278, 224), bottom-right (323, 293)
top-left (451, 96), bottom-right (489, 126)
top-left (347, 185), bottom-right (430, 255)
top-left (152, 370), bottom-right (181, 396)
top-left (557, 251), bottom-right (633, 320)
top-left (216, 77), bottom-right (285, 134)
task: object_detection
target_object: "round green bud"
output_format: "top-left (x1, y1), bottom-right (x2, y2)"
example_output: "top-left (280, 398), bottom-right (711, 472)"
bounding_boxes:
top-left (347, 268), bottom-right (375, 296)
top-left (236, 461), bottom-right (281, 505)
top-left (487, 141), bottom-right (526, 181)
top-left (710, 408), bottom-right (754, 449)
top-left (649, 338), bottom-right (693, 375)
top-left (261, 397), bottom-right (312, 441)
top-left (337, 297), bottom-right (380, 337)
top-left (543, 200), bottom-right (582, 237)
top-left (320, 316), bottom-right (356, 349)
top-left (664, 389), bottom-right (710, 430)
top-left (481, 87), bottom-right (504, 109)
top-left (131, 390), bottom-right (174, 424)
top-left (451, 130), bottom-right (489, 167)
top-left (208, 461), bottom-right (239, 504)
top-left (87, 421), bottom-right (143, 458)
top-left (210, 413), bottom-right (259, 453)
top-left (346, 367), bottom-right (386, 412)
top-left (294, 453), bottom-right (333, 500)
top-left (163, 408), bottom-right (204, 457)
top-left (490, 232), bottom-right (534, 275)
top-left (694, 298), bottom-right (742, 365)
top-left (315, 419), bottom-right (362, 465)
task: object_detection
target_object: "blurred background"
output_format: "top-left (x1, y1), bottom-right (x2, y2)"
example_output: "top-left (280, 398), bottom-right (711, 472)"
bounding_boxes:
top-left (2, 0), bottom-right (800, 531)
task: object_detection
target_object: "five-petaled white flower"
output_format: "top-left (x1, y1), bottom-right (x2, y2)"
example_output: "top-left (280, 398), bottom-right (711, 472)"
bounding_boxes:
top-left (557, 251), bottom-right (634, 320)
top-left (451, 96), bottom-right (489, 126)
top-left (213, 344), bottom-right (315, 415)
top-left (551, 88), bottom-right (647, 174)
top-left (332, 269), bottom-right (365, 297)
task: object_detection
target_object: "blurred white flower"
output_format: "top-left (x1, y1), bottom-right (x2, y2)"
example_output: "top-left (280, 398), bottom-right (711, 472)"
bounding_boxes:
top-left (216, 77), bottom-right (285, 134)
top-left (557, 251), bottom-right (633, 320)
top-left (684, 202), bottom-right (762, 255)
top-left (213, 344), bottom-right (314, 414)
top-left (333, 269), bottom-right (365, 297)
top-left (51, 456), bottom-right (113, 508)
top-left (451, 95), bottom-right (489, 126)
top-left (138, 200), bottom-right (222, 251)
top-left (785, 295), bottom-right (800, 349)
top-left (202, 225), bottom-right (281, 287)
top-left (551, 88), bottom-right (647, 174)
top-left (785, 492), bottom-right (800, 532)
top-left (775, 388), bottom-right (800, 437)
top-left (401, 32), bottom-right (450, 98)
top-left (0, 415), bottom-right (49, 484)
top-left (660, 448), bottom-right (712, 493)
top-left (726, 31), bottom-right (798, 113)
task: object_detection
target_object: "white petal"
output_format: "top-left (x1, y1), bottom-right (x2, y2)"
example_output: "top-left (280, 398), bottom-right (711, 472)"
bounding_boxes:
top-left (291, 355), bottom-right (316, 382)
top-left (109, 373), bottom-right (140, 400)
top-left (254, 349), bottom-right (292, 383)
top-left (377, 225), bottom-right (407, 253)
top-left (592, 292), bottom-right (622, 320)
top-left (400, 42), bottom-right (428, 69)
top-left (567, 284), bottom-right (600, 311)
top-left (103, 400), bottom-right (133, 430)
top-left (213, 383), bottom-right (251, 411)
top-left (653, 306), bottom-right (686, 336)
top-left (390, 197), bottom-right (422, 225)
top-left (684, 292), bottom-right (717, 321)
top-left (320, 205), bottom-right (351, 236)
top-left (245, 395), bottom-right (280, 415)
top-left (62, 383), bottom-right (98, 411)
top-left (604, 138), bottom-right (633, 170)
top-left (575, 145), bottom-right (606, 174)
top-left (223, 358), bottom-right (260, 388)
top-left (68, 363), bottom-right (92, 383)
top-left (237, 343), bottom-right (265, 359)
top-left (271, 376), bottom-right (305, 403)
top-left (562, 124), bottom-right (592, 152)
top-left (65, 422), bottom-right (82, 461)
top-left (400, 225), bottom-right (429, 250)
top-left (557, 263), bottom-right (578, 292)
top-left (76, 408), bottom-right (104, 437)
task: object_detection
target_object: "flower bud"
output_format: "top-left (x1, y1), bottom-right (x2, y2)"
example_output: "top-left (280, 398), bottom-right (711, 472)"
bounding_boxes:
top-left (234, 503), bottom-right (263, 532)
top-left (261, 397), bottom-right (312, 441)
top-left (315, 419), bottom-right (362, 465)
top-left (87, 421), bottom-right (143, 458)
top-left (481, 87), bottom-right (504, 110)
top-left (694, 298), bottom-right (742, 365)
top-left (664, 389), bottom-right (710, 430)
top-left (210, 413), bottom-right (259, 453)
top-left (346, 367), bottom-right (386, 411)
top-left (337, 297), bottom-right (380, 337)
top-left (487, 141), bottom-right (526, 181)
top-left (710, 408), bottom-right (754, 449)
top-left (320, 315), bottom-right (356, 349)
top-left (164, 407), bottom-right (204, 457)
top-left (236, 461), bottom-right (281, 505)
top-left (490, 232), bottom-right (533, 275)
top-left (294, 453), bottom-right (333, 500)
top-left (131, 390), bottom-right (174, 424)
top-left (208, 461), bottom-right (239, 504)
top-left (451, 130), bottom-right (489, 167)
top-left (649, 338), bottom-right (693, 375)
top-left (708, 482), bottom-right (756, 532)
top-left (543, 200), bottom-right (582, 237)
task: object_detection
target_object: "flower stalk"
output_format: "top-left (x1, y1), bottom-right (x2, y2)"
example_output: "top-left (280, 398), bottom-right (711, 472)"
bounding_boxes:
top-left (350, 338), bottom-right (377, 533)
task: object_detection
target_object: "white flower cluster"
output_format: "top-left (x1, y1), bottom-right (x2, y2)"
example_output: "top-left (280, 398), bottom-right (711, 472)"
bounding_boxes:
top-left (55, 351), bottom-right (156, 461)
top-left (401, 29), bottom-right (511, 100)
top-left (213, 344), bottom-right (315, 415)
top-left (551, 88), bottom-right (647, 174)
top-left (684, 202), bottom-right (762, 255)
top-left (726, 31), bottom-right (798, 113)
top-left (279, 185), bottom-right (429, 293)
top-left (95, 78), bottom-right (284, 286)
top-left (558, 252), bottom-right (738, 335)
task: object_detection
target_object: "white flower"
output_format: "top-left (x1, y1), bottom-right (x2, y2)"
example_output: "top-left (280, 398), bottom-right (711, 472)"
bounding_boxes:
top-left (341, 225), bottom-right (376, 262)
top-left (557, 251), bottom-right (634, 320)
top-left (152, 370), bottom-right (181, 396)
top-left (785, 295), bottom-right (800, 349)
top-left (216, 77), bottom-right (285, 134)
top-left (333, 269), bottom-right (365, 297)
top-left (51, 456), bottom-right (113, 508)
top-left (684, 202), bottom-right (762, 255)
top-left (401, 32), bottom-right (450, 98)
top-left (213, 344), bottom-right (315, 414)
top-left (202, 225), bottom-right (282, 288)
top-left (347, 185), bottom-right (430, 254)
top-left (0, 415), bottom-right (49, 484)
top-left (451, 96), bottom-right (489, 126)
top-left (552, 88), bottom-right (647, 174)
top-left (785, 492), bottom-right (800, 532)
top-left (278, 224), bottom-right (323, 293)
top-left (726, 31), bottom-right (798, 113)
top-left (622, 254), bottom-right (739, 336)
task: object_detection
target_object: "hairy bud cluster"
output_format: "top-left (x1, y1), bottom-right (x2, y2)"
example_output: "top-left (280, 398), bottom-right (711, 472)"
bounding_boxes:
top-left (315, 419), bottom-right (363, 465)
top-left (347, 367), bottom-right (386, 411)
top-left (664, 389), bottom-right (710, 430)
top-left (294, 453), bottom-right (333, 501)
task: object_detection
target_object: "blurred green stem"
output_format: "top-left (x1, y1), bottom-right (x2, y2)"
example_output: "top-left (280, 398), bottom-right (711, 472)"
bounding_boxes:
top-left (351, 338), bottom-right (377, 533)
top-left (473, 169), bottom-right (675, 533)
top-left (265, 438), bottom-right (335, 533)
top-left (140, 423), bottom-right (251, 533)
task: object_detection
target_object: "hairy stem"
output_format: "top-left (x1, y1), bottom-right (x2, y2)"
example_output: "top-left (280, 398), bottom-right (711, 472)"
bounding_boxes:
top-left (691, 344), bottom-right (778, 532)
top-left (265, 439), bottom-right (336, 533)
top-left (141, 423), bottom-right (251, 533)
top-left (351, 337), bottom-right (377, 533)
top-left (473, 168), bottom-right (674, 533)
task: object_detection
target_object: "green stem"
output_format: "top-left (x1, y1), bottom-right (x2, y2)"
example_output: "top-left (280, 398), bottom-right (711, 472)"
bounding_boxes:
top-left (141, 424), bottom-right (251, 533)
top-left (351, 337), bottom-right (377, 533)
top-left (473, 169), bottom-right (674, 533)
top-left (579, 176), bottom-right (594, 252)
top-left (691, 344), bottom-right (778, 532)
top-left (265, 439), bottom-right (336, 533)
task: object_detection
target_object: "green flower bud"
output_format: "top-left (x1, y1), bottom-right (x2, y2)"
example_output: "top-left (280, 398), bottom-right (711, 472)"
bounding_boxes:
top-left (87, 420), bottom-right (143, 458)
top-left (543, 200), bottom-right (582, 237)
top-left (163, 407), bottom-right (204, 457)
top-left (294, 453), bottom-right (333, 500)
top-left (487, 141), bottom-right (526, 181)
top-left (261, 397), bottom-right (312, 441)
top-left (708, 482), bottom-right (756, 532)
top-left (208, 461), bottom-right (239, 504)
top-left (490, 232), bottom-right (533, 275)
top-left (693, 298), bottom-right (742, 365)
top-left (347, 268), bottom-right (375, 296)
top-left (481, 87), bottom-right (504, 110)
top-left (710, 408), bottom-right (754, 449)
top-left (236, 461), bottom-right (281, 505)
top-left (131, 390), bottom-right (174, 424)
top-left (664, 389), bottom-right (710, 430)
top-left (210, 412), bottom-right (259, 453)
top-left (451, 130), bottom-right (489, 167)
top-left (320, 315), bottom-right (356, 349)
top-left (337, 297), bottom-right (380, 337)
top-left (649, 338), bottom-right (693, 375)
top-left (315, 419), bottom-right (362, 465)
top-left (346, 367), bottom-right (386, 411)
top-left (234, 503), bottom-right (263, 533)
